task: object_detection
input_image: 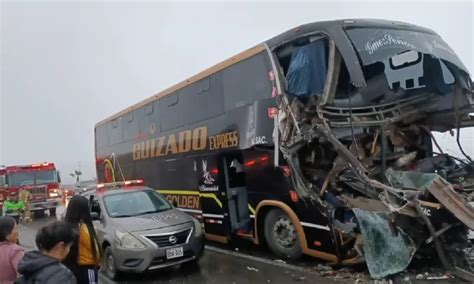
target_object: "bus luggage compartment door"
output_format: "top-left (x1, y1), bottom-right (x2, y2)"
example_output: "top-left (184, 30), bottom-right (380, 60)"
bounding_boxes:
top-left (198, 158), bottom-right (231, 240)
top-left (222, 156), bottom-right (250, 233)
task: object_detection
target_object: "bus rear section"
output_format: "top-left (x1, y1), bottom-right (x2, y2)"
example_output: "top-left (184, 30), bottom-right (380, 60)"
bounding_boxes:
top-left (5, 162), bottom-right (62, 216)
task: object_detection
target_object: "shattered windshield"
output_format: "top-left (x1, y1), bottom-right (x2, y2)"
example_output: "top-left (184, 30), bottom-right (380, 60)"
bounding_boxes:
top-left (345, 28), bottom-right (468, 74)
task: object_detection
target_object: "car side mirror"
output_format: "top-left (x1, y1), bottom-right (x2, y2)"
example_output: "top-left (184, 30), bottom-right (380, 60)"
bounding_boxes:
top-left (90, 212), bottom-right (100, 221)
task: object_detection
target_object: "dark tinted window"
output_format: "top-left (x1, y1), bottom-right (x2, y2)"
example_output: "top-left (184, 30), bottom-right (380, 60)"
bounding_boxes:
top-left (96, 125), bottom-right (108, 148)
top-left (139, 103), bottom-right (160, 136)
top-left (223, 52), bottom-right (272, 111)
top-left (108, 118), bottom-right (122, 146)
top-left (188, 76), bottom-right (224, 123)
top-left (122, 111), bottom-right (139, 141)
top-left (159, 92), bottom-right (185, 131)
top-left (159, 75), bottom-right (224, 131)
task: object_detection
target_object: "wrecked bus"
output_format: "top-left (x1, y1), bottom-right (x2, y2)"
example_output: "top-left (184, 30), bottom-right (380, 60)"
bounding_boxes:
top-left (95, 19), bottom-right (474, 279)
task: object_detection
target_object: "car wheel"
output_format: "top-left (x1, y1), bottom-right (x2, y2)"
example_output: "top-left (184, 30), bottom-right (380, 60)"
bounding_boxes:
top-left (103, 247), bottom-right (121, 280)
top-left (264, 208), bottom-right (303, 259)
top-left (49, 208), bottom-right (56, 216)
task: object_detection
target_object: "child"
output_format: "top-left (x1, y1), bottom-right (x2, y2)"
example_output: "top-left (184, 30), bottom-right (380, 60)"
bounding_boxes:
top-left (17, 221), bottom-right (78, 284)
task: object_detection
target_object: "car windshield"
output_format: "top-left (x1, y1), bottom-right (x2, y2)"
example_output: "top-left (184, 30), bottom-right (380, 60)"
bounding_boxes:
top-left (103, 190), bottom-right (172, 218)
top-left (8, 170), bottom-right (58, 187)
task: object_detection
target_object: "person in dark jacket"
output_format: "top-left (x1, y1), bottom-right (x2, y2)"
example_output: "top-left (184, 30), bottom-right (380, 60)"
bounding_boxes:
top-left (17, 221), bottom-right (78, 284)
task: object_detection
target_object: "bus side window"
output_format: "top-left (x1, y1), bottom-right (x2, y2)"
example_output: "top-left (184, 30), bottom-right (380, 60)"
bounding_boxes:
top-left (122, 111), bottom-right (139, 142)
top-left (96, 125), bottom-right (108, 148)
top-left (159, 93), bottom-right (184, 131)
top-left (223, 52), bottom-right (272, 111)
top-left (108, 118), bottom-right (122, 146)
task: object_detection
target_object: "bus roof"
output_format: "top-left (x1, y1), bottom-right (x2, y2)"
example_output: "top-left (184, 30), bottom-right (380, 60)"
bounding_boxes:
top-left (95, 18), bottom-right (436, 128)
top-left (95, 44), bottom-right (266, 128)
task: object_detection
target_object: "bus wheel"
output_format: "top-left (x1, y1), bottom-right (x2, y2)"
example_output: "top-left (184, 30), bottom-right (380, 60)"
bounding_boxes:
top-left (264, 208), bottom-right (302, 259)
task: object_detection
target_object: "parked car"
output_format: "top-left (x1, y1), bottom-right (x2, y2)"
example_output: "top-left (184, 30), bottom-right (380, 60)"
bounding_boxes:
top-left (86, 180), bottom-right (204, 280)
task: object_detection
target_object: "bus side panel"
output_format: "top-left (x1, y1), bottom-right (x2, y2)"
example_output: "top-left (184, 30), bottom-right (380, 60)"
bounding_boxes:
top-left (243, 149), bottom-right (338, 256)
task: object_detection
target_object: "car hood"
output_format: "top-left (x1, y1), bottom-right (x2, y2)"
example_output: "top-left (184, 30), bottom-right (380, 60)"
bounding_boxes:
top-left (110, 208), bottom-right (192, 232)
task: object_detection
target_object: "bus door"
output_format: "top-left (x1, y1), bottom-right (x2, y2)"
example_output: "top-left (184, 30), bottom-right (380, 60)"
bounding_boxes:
top-left (222, 153), bottom-right (251, 233)
top-left (197, 157), bottom-right (231, 239)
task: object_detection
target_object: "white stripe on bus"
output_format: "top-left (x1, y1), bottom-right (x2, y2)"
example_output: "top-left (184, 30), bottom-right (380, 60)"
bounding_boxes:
top-left (202, 213), bottom-right (225, 219)
top-left (300, 222), bottom-right (330, 231)
top-left (178, 208), bottom-right (203, 214)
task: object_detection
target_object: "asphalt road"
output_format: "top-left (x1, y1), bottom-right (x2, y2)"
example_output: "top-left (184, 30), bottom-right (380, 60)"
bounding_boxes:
top-left (17, 209), bottom-right (347, 284)
top-left (17, 207), bottom-right (468, 284)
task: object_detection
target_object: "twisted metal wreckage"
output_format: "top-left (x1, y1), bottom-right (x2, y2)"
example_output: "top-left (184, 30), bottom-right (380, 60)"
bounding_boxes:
top-left (275, 31), bottom-right (474, 280)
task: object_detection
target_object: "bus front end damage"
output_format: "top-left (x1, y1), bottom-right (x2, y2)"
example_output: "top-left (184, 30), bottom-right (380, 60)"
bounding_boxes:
top-left (276, 25), bottom-right (474, 280)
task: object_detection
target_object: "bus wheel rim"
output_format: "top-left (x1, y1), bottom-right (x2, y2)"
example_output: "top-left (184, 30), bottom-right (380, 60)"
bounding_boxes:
top-left (273, 216), bottom-right (297, 248)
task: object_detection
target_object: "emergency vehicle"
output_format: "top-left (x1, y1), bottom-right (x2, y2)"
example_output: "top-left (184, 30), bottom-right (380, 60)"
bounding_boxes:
top-left (4, 162), bottom-right (62, 215)
top-left (0, 166), bottom-right (6, 214)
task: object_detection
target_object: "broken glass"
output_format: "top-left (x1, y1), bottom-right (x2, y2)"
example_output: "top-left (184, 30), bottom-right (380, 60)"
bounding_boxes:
top-left (353, 208), bottom-right (416, 279)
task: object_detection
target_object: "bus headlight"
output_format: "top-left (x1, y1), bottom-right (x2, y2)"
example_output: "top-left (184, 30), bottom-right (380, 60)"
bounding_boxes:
top-left (193, 218), bottom-right (202, 237)
top-left (115, 230), bottom-right (146, 249)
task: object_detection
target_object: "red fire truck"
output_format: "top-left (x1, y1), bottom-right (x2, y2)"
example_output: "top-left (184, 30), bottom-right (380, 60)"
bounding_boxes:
top-left (0, 166), bottom-right (6, 214)
top-left (3, 162), bottom-right (62, 216)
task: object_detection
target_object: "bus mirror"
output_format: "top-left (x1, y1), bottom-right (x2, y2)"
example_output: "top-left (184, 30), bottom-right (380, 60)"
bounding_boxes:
top-left (172, 201), bottom-right (178, 207)
top-left (57, 172), bottom-right (62, 183)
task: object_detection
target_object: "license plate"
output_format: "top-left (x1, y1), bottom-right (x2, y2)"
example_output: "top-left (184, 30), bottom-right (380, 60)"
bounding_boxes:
top-left (166, 247), bottom-right (183, 259)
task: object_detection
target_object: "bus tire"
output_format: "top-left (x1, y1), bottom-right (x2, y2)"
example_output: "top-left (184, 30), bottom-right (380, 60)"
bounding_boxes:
top-left (264, 208), bottom-right (302, 260)
top-left (49, 208), bottom-right (56, 216)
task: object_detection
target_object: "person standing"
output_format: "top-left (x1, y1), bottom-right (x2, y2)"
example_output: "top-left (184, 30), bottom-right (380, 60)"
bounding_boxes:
top-left (0, 216), bottom-right (25, 284)
top-left (17, 221), bottom-right (77, 284)
top-left (3, 192), bottom-right (25, 223)
top-left (19, 189), bottom-right (32, 222)
top-left (63, 196), bottom-right (101, 284)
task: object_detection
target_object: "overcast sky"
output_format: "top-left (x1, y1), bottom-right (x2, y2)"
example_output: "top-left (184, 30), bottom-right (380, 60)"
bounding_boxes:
top-left (1, 0), bottom-right (473, 183)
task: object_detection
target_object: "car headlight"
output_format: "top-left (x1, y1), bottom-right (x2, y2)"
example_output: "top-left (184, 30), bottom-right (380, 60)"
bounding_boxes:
top-left (193, 218), bottom-right (203, 237)
top-left (115, 230), bottom-right (146, 249)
